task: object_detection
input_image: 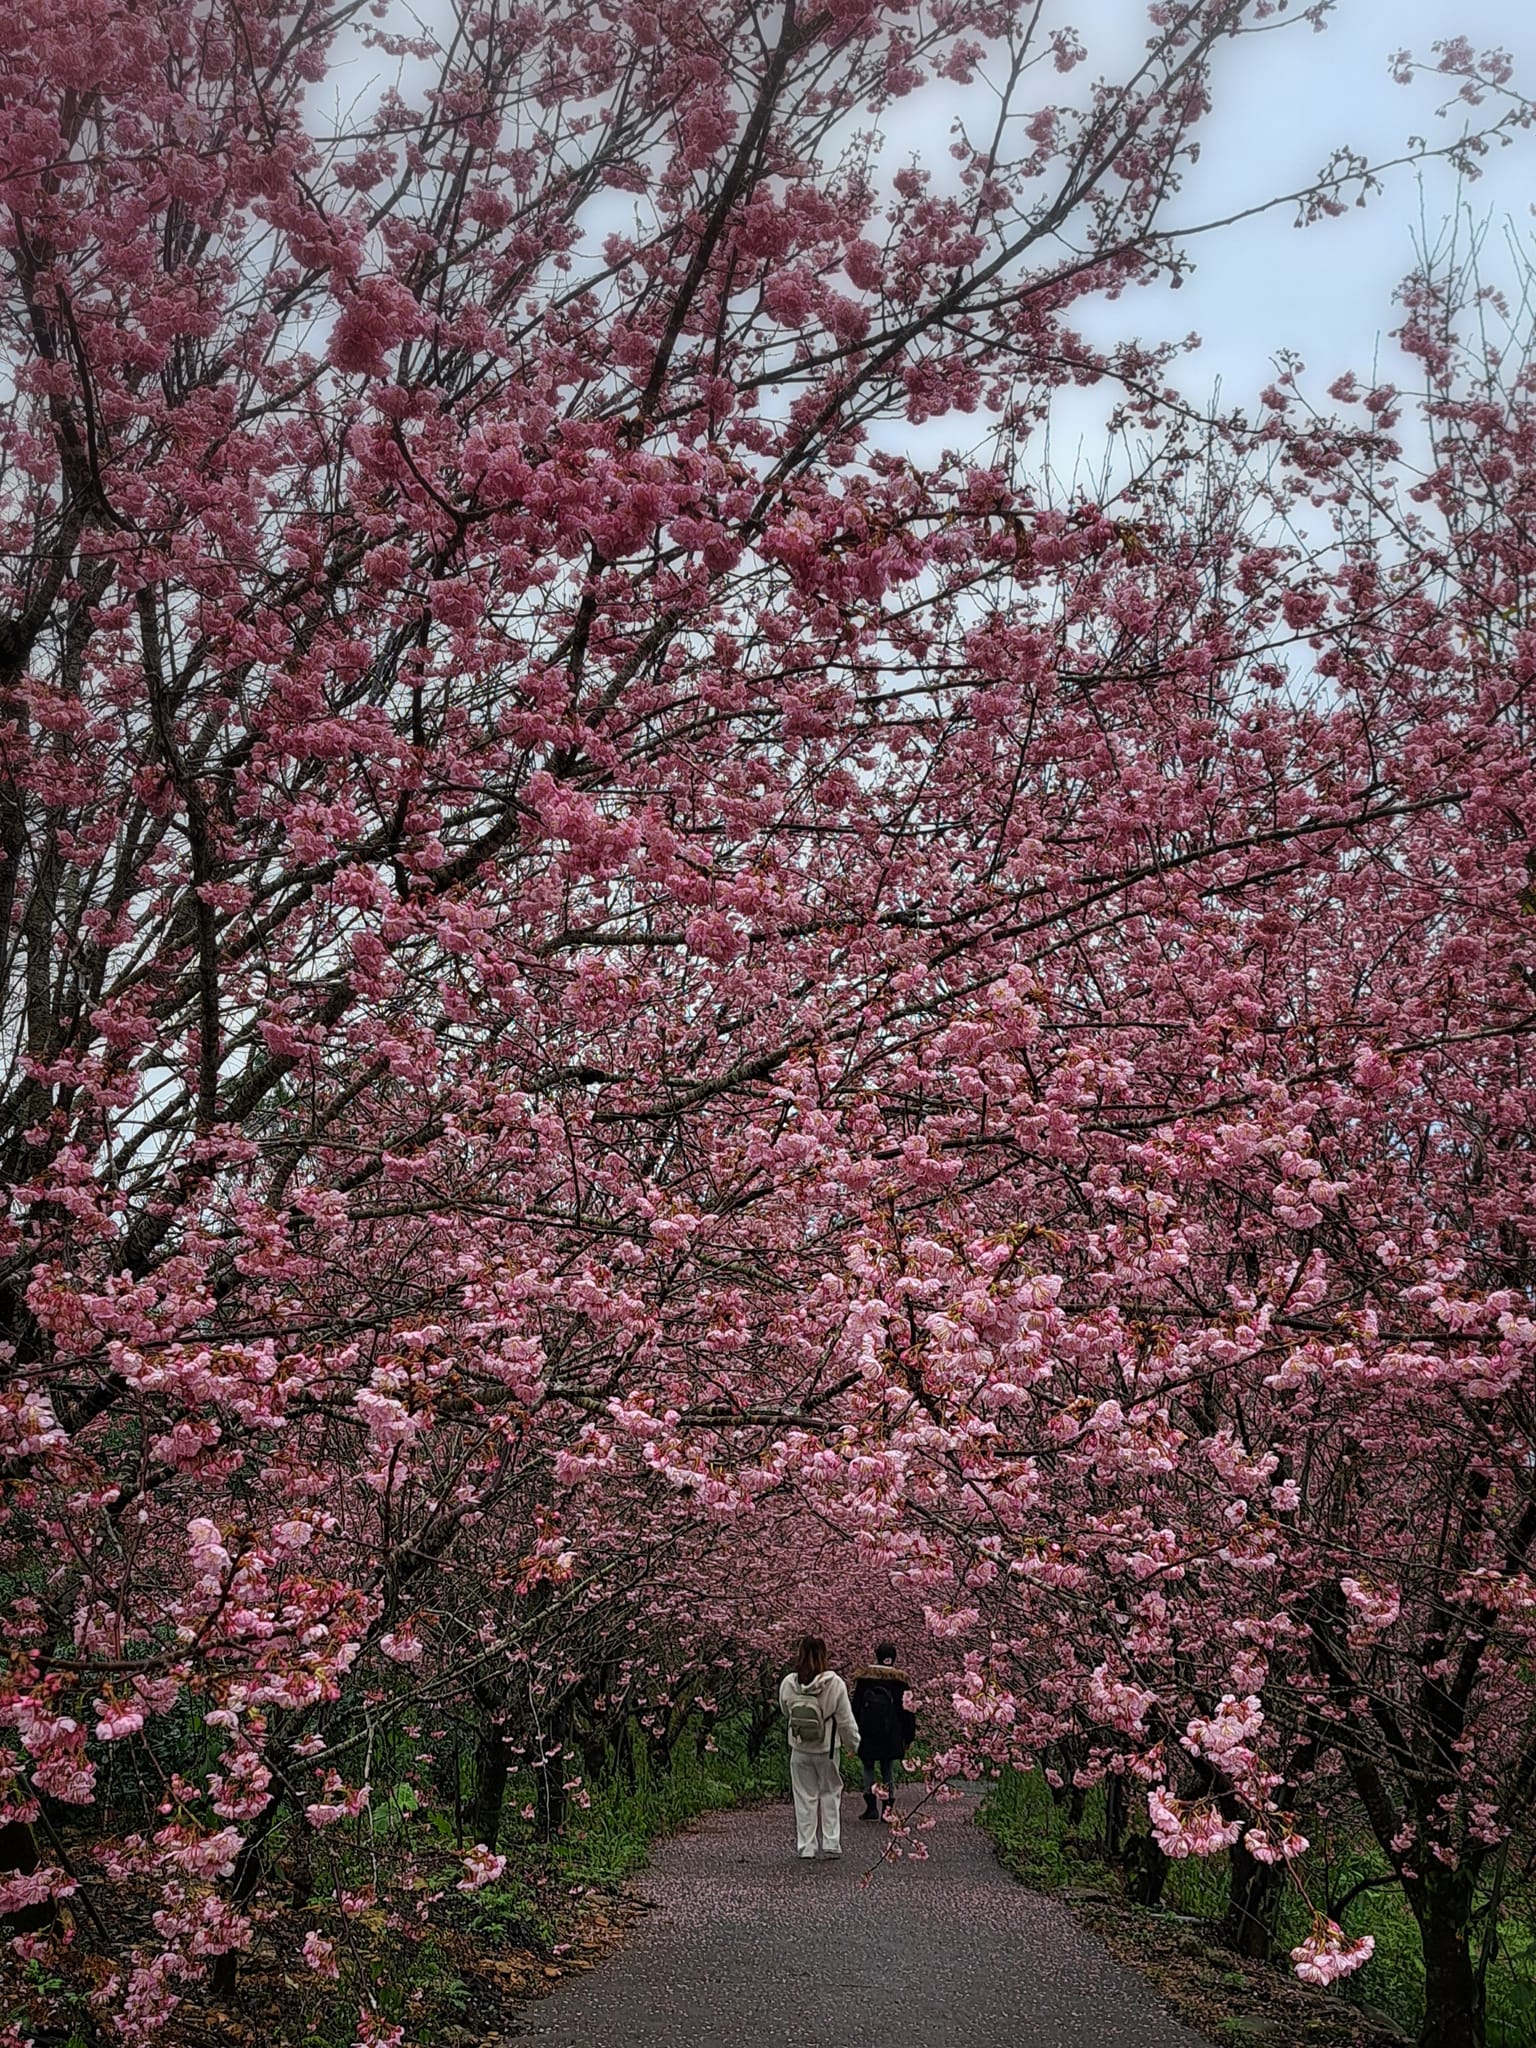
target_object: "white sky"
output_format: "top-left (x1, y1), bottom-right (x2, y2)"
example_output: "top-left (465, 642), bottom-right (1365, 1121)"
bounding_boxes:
top-left (1079, 0), bottom-right (1536, 407)
top-left (835, 1), bottom-right (1536, 484)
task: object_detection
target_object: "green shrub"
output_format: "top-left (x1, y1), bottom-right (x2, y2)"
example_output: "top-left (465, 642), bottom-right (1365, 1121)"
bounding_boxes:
top-left (549, 1720), bottom-right (790, 1888)
top-left (978, 1769), bottom-right (1536, 2048)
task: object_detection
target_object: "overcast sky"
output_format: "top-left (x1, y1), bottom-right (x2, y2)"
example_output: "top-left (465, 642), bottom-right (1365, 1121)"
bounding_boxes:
top-left (803, 1), bottom-right (1535, 481)
top-left (1076, 0), bottom-right (1535, 404)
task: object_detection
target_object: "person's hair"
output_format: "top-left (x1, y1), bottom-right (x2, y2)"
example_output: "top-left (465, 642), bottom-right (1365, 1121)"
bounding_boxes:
top-left (875, 1641), bottom-right (897, 1664)
top-left (795, 1634), bottom-right (828, 1683)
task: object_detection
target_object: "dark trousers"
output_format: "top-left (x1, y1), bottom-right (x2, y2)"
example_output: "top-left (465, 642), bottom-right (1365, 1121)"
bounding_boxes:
top-left (862, 1756), bottom-right (896, 1796)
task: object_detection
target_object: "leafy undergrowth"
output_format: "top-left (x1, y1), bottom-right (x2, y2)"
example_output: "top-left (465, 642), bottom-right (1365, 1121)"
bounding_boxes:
top-left (11, 1733), bottom-right (790, 2048)
top-left (979, 1771), bottom-right (1536, 2048)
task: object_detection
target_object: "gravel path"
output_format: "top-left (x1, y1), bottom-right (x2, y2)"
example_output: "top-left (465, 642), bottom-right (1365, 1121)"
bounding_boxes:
top-left (511, 1789), bottom-right (1209, 2047)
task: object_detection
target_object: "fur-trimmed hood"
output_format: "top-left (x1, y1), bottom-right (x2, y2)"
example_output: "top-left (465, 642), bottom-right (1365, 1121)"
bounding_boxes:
top-left (852, 1665), bottom-right (908, 1686)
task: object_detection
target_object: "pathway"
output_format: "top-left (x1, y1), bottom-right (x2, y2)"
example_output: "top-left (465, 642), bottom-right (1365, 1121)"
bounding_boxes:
top-left (511, 1789), bottom-right (1208, 2047)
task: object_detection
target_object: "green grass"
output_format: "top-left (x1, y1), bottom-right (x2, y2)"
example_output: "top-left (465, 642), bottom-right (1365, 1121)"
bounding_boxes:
top-left (546, 1723), bottom-right (790, 1888)
top-left (978, 1769), bottom-right (1536, 2048)
top-left (979, 1766), bottom-right (1088, 1892)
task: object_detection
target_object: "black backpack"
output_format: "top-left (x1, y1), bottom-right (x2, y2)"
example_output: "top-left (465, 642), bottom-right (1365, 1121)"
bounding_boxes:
top-left (859, 1678), bottom-right (899, 1750)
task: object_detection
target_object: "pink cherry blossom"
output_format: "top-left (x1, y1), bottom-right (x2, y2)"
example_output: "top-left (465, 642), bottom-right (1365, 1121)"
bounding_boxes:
top-left (457, 1844), bottom-right (507, 1892)
top-left (1291, 1918), bottom-right (1376, 1986)
top-left (0, 7), bottom-right (1531, 2045)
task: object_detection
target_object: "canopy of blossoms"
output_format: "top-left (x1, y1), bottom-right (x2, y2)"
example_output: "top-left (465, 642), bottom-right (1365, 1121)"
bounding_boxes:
top-left (1, 5), bottom-right (1533, 2047)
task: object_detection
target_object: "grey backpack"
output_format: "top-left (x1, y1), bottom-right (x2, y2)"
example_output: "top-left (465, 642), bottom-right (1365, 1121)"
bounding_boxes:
top-left (787, 1681), bottom-right (830, 1749)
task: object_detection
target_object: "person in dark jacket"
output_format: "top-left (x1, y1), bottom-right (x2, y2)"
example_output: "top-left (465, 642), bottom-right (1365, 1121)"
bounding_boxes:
top-left (850, 1642), bottom-right (913, 1818)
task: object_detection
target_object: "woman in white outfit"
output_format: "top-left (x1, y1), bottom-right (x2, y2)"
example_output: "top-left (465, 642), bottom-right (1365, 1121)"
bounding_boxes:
top-left (779, 1634), bottom-right (860, 1859)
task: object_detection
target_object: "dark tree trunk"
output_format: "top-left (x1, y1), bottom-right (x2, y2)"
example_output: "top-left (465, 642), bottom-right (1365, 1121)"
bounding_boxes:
top-left (615, 1716), bottom-right (639, 1787)
top-left (579, 1727), bottom-right (610, 1786)
top-left (534, 1755), bottom-right (566, 1840)
top-left (473, 1724), bottom-right (510, 1851)
top-left (289, 1818), bottom-right (316, 1911)
top-left (1123, 1830), bottom-right (1171, 1908)
top-left (650, 1702), bottom-right (689, 1776)
top-left (1048, 1740), bottom-right (1083, 1810)
top-left (201, 1793), bottom-right (282, 1997)
top-left (746, 1700), bottom-right (778, 1763)
top-left (1412, 1867), bottom-right (1485, 2048)
top-left (533, 1705), bottom-right (572, 1841)
top-left (1103, 1775), bottom-right (1127, 1860)
top-left (1218, 1832), bottom-right (1283, 1960)
top-left (231, 1836), bottom-right (267, 1899)
top-left (0, 1820), bottom-right (54, 1935)
top-left (453, 1727), bottom-right (463, 1849)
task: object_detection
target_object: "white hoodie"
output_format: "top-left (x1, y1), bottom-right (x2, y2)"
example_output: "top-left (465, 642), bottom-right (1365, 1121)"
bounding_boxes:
top-left (779, 1668), bottom-right (860, 1756)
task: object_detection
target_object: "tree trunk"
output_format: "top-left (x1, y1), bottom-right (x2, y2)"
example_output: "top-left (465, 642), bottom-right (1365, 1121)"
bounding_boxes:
top-left (578, 1726), bottom-right (610, 1786)
top-left (472, 1724), bottom-right (510, 1851)
top-left (1219, 1832), bottom-right (1283, 1960)
top-left (533, 1705), bottom-right (571, 1841)
top-left (452, 1728), bottom-right (463, 1850)
top-left (1123, 1830), bottom-right (1171, 1908)
top-left (205, 1794), bottom-right (281, 1995)
top-left (745, 1700), bottom-right (778, 1762)
top-left (0, 1820), bottom-right (54, 1935)
top-left (615, 1716), bottom-right (639, 1787)
top-left (289, 1818), bottom-right (316, 1911)
top-left (1103, 1775), bottom-right (1127, 1860)
top-left (534, 1754), bottom-right (566, 1840)
top-left (1048, 1739), bottom-right (1083, 1808)
top-left (1413, 1867), bottom-right (1485, 2048)
top-left (650, 1701), bottom-right (690, 1777)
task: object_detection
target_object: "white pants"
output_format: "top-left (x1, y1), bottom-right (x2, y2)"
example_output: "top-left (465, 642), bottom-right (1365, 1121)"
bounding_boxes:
top-left (790, 1749), bottom-right (843, 1857)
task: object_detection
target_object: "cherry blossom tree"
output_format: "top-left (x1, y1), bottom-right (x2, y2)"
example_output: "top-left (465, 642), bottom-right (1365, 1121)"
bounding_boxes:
top-left (732, 260), bottom-right (1536, 2044)
top-left (2, 2), bottom-right (1532, 2045)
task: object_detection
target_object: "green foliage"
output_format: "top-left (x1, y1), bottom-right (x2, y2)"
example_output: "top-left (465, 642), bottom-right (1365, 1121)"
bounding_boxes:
top-left (547, 1719), bottom-right (790, 1889)
top-left (978, 1770), bottom-right (1536, 2048)
top-left (372, 1779), bottom-right (422, 1839)
top-left (977, 1767), bottom-right (1085, 1892)
top-left (16, 1952), bottom-right (97, 2048)
top-left (456, 1862), bottom-right (555, 1948)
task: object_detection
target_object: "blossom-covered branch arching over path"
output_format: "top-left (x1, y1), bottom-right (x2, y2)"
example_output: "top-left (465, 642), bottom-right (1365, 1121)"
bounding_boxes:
top-left (2, 6), bottom-right (1534, 2048)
